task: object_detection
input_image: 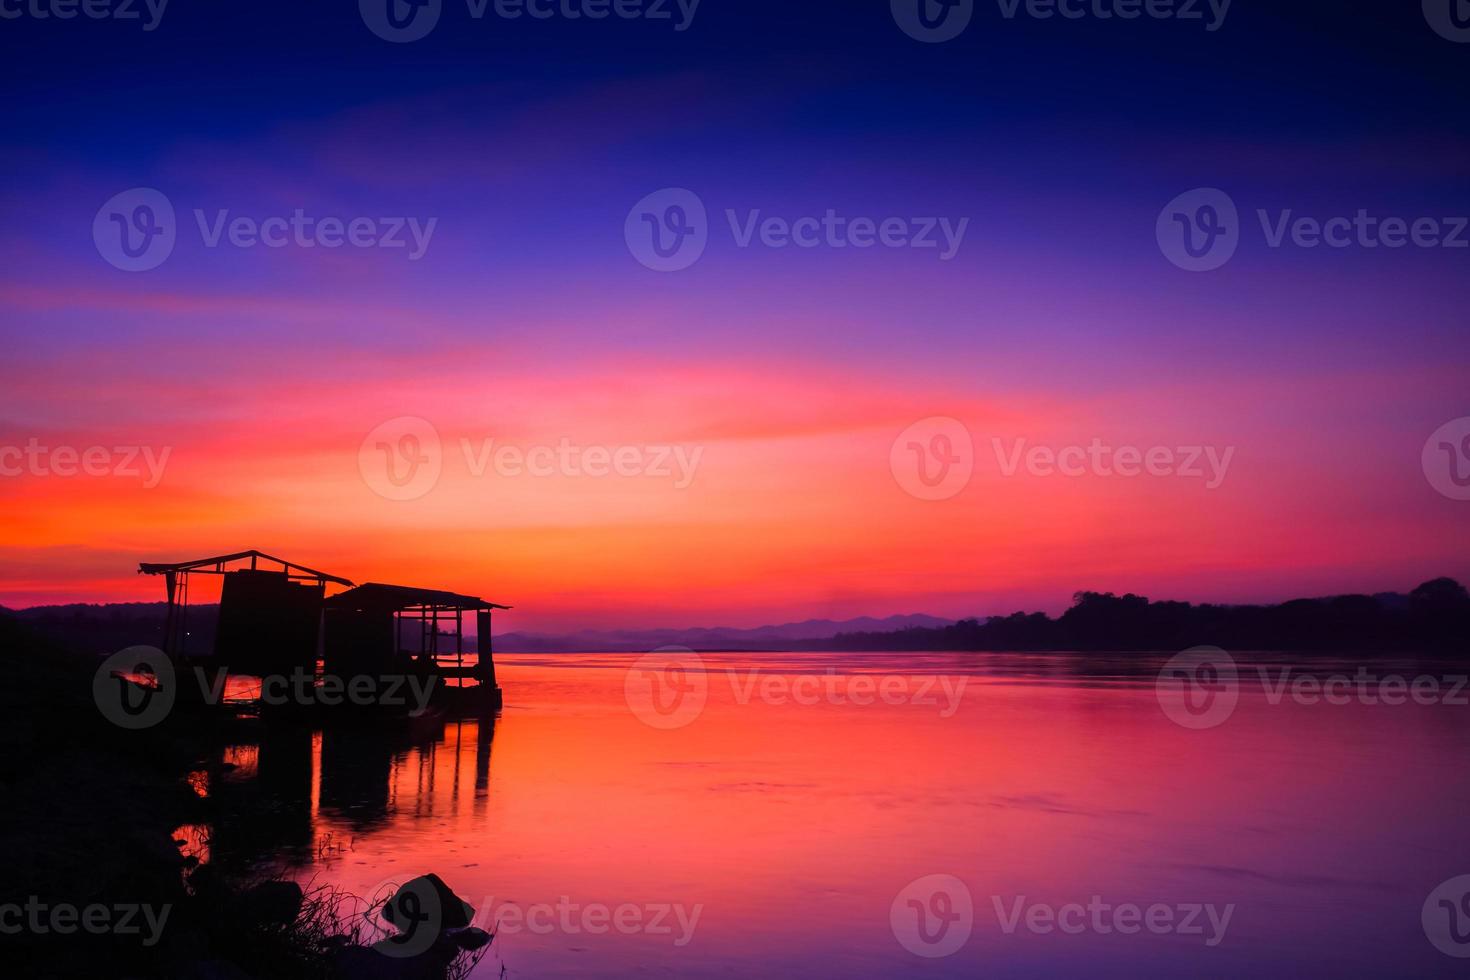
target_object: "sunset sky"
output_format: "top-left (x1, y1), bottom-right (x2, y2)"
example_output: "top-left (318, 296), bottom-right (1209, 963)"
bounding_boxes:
top-left (1, 2), bottom-right (1466, 631)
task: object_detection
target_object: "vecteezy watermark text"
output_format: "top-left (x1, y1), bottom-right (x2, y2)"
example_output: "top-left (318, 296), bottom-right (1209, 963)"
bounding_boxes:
top-left (483, 896), bottom-right (702, 946)
top-left (0, 439), bottom-right (170, 488)
top-left (194, 210), bottom-right (437, 260)
top-left (624, 648), bottom-right (967, 729)
top-left (726, 210), bottom-right (969, 260)
top-left (461, 437), bottom-right (702, 489)
top-left (891, 0), bottom-right (1231, 43)
top-left (360, 0), bottom-right (701, 43)
top-left (1257, 667), bottom-right (1470, 707)
top-left (0, 0), bottom-right (168, 30)
top-left (992, 437), bottom-right (1234, 489)
top-left (728, 669), bottom-right (965, 716)
top-left (0, 898), bottom-right (171, 947)
top-left (994, 0), bottom-right (1231, 30)
top-left (224, 668), bottom-right (438, 715)
top-left (991, 895), bottom-right (1234, 946)
top-left (367, 876), bottom-right (702, 960)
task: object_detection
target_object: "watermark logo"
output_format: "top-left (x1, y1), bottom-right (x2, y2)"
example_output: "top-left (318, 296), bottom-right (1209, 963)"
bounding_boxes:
top-left (92, 645), bottom-right (176, 730)
top-left (624, 646), bottom-right (708, 729)
top-left (1157, 187), bottom-right (1238, 272)
top-left (891, 417), bottom-right (974, 501)
top-left (1423, 417), bottom-right (1470, 501)
top-left (360, 417), bottom-right (443, 502)
top-left (626, 188), bottom-right (708, 272)
top-left (1156, 646), bottom-right (1238, 729)
top-left (891, 874), bottom-right (973, 958)
top-left (94, 188), bottom-right (176, 272)
top-left (1424, 875), bottom-right (1470, 957)
top-left (361, 0), bottom-right (443, 42)
top-left (1424, 0), bottom-right (1470, 42)
top-left (370, 875), bottom-right (475, 959)
top-left (891, 0), bottom-right (974, 42)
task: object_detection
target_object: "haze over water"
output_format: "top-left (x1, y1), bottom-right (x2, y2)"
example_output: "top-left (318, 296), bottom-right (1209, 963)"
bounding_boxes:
top-left (242, 652), bottom-right (1470, 978)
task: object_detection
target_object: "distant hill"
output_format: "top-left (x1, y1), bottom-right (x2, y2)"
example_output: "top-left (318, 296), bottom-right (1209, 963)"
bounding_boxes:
top-left (493, 614), bottom-right (958, 653)
top-left (813, 579), bottom-right (1470, 654)
top-left (10, 601), bottom-right (205, 657)
top-left (7, 603), bottom-right (956, 656)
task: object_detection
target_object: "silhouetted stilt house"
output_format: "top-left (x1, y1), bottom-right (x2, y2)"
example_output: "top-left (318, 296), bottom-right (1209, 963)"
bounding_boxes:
top-left (138, 550), bottom-right (508, 711)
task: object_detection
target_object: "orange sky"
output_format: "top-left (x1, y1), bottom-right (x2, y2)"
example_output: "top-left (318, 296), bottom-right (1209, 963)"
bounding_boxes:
top-left (2, 348), bottom-right (1464, 631)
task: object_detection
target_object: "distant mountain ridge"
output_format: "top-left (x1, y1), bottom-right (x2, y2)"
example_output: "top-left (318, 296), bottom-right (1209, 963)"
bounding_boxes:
top-left (3, 602), bottom-right (958, 655)
top-left (493, 614), bottom-right (958, 653)
top-left (9, 600), bottom-right (196, 656)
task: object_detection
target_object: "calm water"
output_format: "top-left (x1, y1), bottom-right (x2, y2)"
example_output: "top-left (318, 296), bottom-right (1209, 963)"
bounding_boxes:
top-left (209, 652), bottom-right (1470, 977)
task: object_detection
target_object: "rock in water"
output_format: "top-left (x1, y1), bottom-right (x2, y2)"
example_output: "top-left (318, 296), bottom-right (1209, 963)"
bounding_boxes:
top-left (241, 880), bottom-right (304, 927)
top-left (380, 873), bottom-right (476, 936)
top-left (452, 927), bottom-right (492, 951)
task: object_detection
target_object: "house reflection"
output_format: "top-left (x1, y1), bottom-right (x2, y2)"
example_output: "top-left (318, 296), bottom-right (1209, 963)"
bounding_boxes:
top-left (194, 714), bottom-right (498, 872)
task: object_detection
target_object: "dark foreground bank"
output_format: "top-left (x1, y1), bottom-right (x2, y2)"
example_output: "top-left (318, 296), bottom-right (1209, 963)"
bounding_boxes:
top-left (0, 612), bottom-right (490, 979)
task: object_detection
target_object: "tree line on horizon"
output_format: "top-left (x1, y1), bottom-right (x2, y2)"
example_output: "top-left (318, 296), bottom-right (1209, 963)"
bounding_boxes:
top-left (812, 578), bottom-right (1470, 654)
top-left (5, 578), bottom-right (1469, 656)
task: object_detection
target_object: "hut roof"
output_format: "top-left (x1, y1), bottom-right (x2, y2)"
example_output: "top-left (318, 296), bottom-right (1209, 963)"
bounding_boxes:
top-left (324, 582), bottom-right (510, 613)
top-left (139, 550), bottom-right (354, 587)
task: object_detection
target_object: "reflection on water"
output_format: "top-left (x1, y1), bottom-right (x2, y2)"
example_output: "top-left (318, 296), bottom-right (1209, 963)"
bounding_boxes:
top-left (193, 652), bottom-right (1470, 977)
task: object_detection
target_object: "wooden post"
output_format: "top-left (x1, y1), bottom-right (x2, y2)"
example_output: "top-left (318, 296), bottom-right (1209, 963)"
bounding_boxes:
top-left (476, 609), bottom-right (497, 688)
top-left (163, 570), bottom-right (177, 656)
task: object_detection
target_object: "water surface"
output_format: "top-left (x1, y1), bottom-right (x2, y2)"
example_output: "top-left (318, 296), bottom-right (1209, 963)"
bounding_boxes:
top-left (221, 652), bottom-right (1470, 977)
